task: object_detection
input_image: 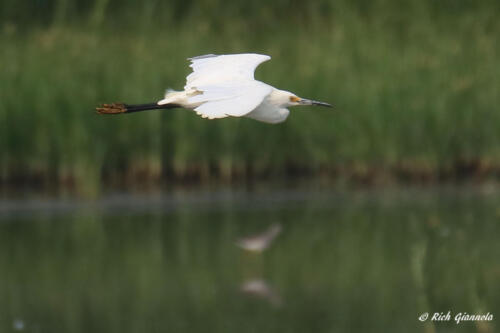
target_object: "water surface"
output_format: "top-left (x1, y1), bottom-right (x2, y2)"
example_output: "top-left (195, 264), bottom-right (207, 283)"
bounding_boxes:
top-left (1, 186), bottom-right (499, 332)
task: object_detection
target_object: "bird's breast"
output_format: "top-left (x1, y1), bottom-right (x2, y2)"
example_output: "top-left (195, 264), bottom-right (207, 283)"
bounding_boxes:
top-left (245, 101), bottom-right (290, 124)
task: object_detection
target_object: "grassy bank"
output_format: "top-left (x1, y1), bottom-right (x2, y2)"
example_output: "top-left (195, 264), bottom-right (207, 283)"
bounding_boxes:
top-left (1, 1), bottom-right (500, 192)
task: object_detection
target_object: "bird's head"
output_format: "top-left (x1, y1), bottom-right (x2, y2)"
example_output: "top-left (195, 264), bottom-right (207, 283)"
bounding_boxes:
top-left (277, 90), bottom-right (332, 108)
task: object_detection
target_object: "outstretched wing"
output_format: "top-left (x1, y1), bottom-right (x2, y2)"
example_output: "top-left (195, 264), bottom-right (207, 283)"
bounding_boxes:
top-left (189, 81), bottom-right (272, 119)
top-left (185, 53), bottom-right (271, 91)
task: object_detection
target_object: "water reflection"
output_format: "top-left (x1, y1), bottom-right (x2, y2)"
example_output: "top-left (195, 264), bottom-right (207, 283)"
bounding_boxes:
top-left (241, 279), bottom-right (282, 307)
top-left (0, 187), bottom-right (499, 332)
top-left (12, 319), bottom-right (25, 331)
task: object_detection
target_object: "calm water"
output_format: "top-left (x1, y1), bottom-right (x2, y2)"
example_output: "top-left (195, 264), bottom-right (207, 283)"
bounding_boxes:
top-left (1, 186), bottom-right (499, 332)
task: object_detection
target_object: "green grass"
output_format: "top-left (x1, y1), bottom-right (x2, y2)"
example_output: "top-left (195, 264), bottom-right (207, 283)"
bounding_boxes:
top-left (1, 1), bottom-right (500, 191)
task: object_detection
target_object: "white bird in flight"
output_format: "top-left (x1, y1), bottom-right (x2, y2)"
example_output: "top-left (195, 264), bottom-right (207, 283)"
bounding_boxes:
top-left (97, 53), bottom-right (331, 124)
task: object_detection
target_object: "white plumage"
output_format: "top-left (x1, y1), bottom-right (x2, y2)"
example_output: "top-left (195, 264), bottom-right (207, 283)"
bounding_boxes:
top-left (184, 54), bottom-right (270, 90)
top-left (189, 81), bottom-right (272, 119)
top-left (98, 53), bottom-right (331, 123)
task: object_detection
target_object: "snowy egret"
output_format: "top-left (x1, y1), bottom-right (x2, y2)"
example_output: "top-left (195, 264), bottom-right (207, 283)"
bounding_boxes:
top-left (96, 53), bottom-right (331, 124)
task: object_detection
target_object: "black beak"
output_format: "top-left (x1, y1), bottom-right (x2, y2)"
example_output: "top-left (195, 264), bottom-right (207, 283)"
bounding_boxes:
top-left (299, 98), bottom-right (332, 108)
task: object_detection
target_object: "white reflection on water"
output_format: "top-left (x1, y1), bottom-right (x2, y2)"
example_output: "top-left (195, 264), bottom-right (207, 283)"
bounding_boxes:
top-left (12, 319), bottom-right (25, 331)
top-left (241, 279), bottom-right (282, 307)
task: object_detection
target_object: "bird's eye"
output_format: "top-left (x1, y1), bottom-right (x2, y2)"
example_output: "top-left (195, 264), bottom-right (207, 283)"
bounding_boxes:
top-left (289, 96), bottom-right (300, 102)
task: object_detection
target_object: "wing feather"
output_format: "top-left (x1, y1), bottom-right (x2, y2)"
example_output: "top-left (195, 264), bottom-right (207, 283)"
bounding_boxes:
top-left (185, 53), bottom-right (271, 90)
top-left (190, 81), bottom-right (272, 119)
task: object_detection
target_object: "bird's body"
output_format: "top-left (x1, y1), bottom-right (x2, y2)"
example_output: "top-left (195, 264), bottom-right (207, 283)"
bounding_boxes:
top-left (97, 53), bottom-right (331, 124)
top-left (158, 85), bottom-right (291, 124)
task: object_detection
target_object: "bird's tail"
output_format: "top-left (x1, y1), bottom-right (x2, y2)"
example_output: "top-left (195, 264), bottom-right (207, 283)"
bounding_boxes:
top-left (96, 102), bottom-right (178, 115)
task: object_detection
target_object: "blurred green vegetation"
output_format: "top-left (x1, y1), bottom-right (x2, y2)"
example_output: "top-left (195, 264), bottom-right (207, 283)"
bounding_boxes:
top-left (1, 0), bottom-right (500, 191)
